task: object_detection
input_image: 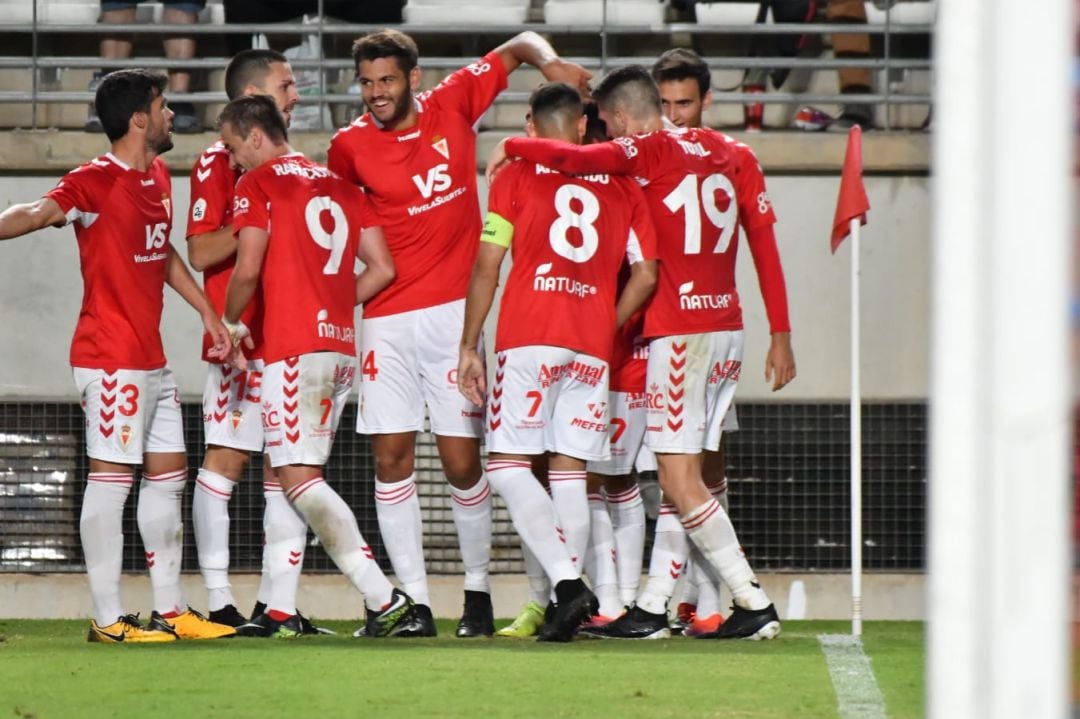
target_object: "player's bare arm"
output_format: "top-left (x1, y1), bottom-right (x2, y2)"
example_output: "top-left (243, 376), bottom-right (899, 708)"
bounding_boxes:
top-left (355, 225), bottom-right (395, 305)
top-left (221, 225), bottom-right (268, 368)
top-left (0, 197), bottom-right (66, 240)
top-left (494, 31), bottom-right (592, 98)
top-left (186, 224), bottom-right (237, 272)
top-left (458, 242), bottom-right (506, 408)
top-left (164, 245), bottom-right (231, 360)
top-left (615, 259), bottom-right (658, 328)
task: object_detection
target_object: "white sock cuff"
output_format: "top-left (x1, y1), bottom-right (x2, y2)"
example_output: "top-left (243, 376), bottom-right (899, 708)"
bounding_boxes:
top-left (587, 492), bottom-right (605, 505)
top-left (680, 498), bottom-right (722, 532)
top-left (656, 507), bottom-right (683, 533)
top-left (87, 472), bottom-right (134, 487)
top-left (710, 479), bottom-right (728, 496)
top-left (605, 484), bottom-right (642, 504)
top-left (548, 470), bottom-right (586, 483)
top-left (196, 468), bottom-right (235, 500)
top-left (263, 479), bottom-right (283, 497)
top-left (449, 476), bottom-right (491, 506)
top-left (285, 476), bottom-right (325, 503)
top-left (142, 468), bottom-right (187, 486)
top-left (375, 474), bottom-right (418, 506)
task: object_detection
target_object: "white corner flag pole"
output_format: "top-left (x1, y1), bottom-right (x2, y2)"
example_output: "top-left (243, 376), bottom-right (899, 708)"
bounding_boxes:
top-left (849, 216), bottom-right (862, 638)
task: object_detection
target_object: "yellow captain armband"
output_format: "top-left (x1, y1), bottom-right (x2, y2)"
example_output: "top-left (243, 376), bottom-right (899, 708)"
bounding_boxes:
top-left (480, 211), bottom-right (513, 248)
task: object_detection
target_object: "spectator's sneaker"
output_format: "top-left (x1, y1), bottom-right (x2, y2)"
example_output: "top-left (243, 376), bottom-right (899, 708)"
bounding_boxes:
top-left (357, 588), bottom-right (427, 638)
top-left (208, 604), bottom-right (248, 628)
top-left (84, 72), bottom-right (104, 133)
top-left (537, 579), bottom-right (597, 642)
top-left (580, 603), bottom-right (670, 640)
top-left (828, 104), bottom-right (874, 132)
top-left (152, 608), bottom-right (236, 639)
top-left (684, 613), bottom-right (724, 638)
top-left (236, 613), bottom-right (276, 638)
top-left (495, 600), bottom-right (545, 638)
top-left (297, 611), bottom-right (335, 635)
top-left (670, 601), bottom-right (696, 635)
top-left (794, 106), bottom-right (833, 131)
top-left (170, 102), bottom-right (204, 134)
top-left (456, 590), bottom-right (495, 637)
top-left (270, 615), bottom-right (304, 639)
top-left (87, 614), bottom-right (176, 643)
top-left (709, 604), bottom-right (781, 640)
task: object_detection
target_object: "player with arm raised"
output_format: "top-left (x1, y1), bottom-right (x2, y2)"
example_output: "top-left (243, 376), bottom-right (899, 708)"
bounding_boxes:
top-left (327, 28), bottom-right (592, 637)
top-left (496, 66), bottom-right (790, 641)
top-left (458, 83), bottom-right (658, 642)
top-left (186, 48), bottom-right (331, 634)
top-left (651, 47), bottom-right (795, 637)
top-left (0, 69), bottom-right (234, 642)
top-left (218, 95), bottom-right (420, 639)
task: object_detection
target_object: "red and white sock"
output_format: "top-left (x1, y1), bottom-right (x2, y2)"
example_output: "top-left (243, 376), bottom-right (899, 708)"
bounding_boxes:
top-left (192, 468), bottom-right (236, 612)
top-left (449, 477), bottom-right (492, 594)
top-left (522, 542), bottom-right (552, 606)
top-left (605, 484), bottom-right (645, 605)
top-left (584, 492), bottom-right (620, 617)
top-left (711, 477), bottom-right (729, 514)
top-left (138, 469), bottom-right (187, 616)
top-left (689, 546), bottom-right (721, 617)
top-left (265, 479), bottom-right (307, 616)
top-left (485, 460), bottom-right (577, 585)
top-left (681, 498), bottom-right (769, 611)
top-left (548, 470), bottom-right (588, 573)
top-left (375, 474), bottom-right (429, 605)
top-left (81, 472), bottom-right (133, 626)
top-left (286, 476), bottom-right (393, 612)
top-left (637, 503), bottom-right (688, 615)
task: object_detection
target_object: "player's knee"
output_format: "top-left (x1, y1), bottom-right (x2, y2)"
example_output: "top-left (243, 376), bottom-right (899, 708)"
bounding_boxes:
top-left (203, 446), bottom-right (250, 482)
top-left (442, 457), bottom-right (482, 488)
top-left (603, 474), bottom-right (636, 494)
top-left (374, 452), bottom-right (415, 482)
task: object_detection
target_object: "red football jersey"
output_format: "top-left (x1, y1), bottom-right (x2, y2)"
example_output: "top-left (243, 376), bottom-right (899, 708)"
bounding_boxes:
top-left (45, 153), bottom-right (173, 370)
top-left (485, 160), bottom-right (658, 362)
top-left (186, 141), bottom-right (264, 362)
top-left (608, 265), bottom-right (648, 393)
top-left (184, 142), bottom-right (262, 360)
top-left (506, 128), bottom-right (778, 338)
top-left (231, 153), bottom-right (373, 364)
top-left (327, 52), bottom-right (508, 318)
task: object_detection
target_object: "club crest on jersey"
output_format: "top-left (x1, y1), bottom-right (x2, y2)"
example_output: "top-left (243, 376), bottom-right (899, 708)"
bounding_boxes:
top-left (119, 424), bottom-right (133, 447)
top-left (161, 196), bottom-right (171, 219)
top-left (432, 136), bottom-right (450, 160)
top-left (586, 401), bottom-right (607, 420)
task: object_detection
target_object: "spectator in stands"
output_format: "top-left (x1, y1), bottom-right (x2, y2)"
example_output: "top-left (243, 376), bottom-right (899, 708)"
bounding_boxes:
top-left (87, 0), bottom-right (204, 134)
top-left (223, 1), bottom-right (404, 56)
top-left (737, 0), bottom-right (875, 131)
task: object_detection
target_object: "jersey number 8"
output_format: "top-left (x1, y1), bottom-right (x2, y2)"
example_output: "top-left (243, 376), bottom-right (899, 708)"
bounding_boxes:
top-left (549, 184), bottom-right (600, 264)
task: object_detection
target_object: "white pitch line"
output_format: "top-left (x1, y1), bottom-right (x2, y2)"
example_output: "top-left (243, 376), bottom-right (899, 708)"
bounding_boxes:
top-left (818, 634), bottom-right (888, 719)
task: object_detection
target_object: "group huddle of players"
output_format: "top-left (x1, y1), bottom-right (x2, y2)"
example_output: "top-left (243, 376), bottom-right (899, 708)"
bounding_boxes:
top-left (0, 27), bottom-right (795, 644)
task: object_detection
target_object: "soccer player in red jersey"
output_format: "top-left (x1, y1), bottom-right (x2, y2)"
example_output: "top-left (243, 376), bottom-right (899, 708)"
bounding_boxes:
top-left (327, 28), bottom-right (592, 637)
top-left (186, 49), bottom-right (325, 633)
top-left (0, 69), bottom-right (233, 643)
top-left (494, 65), bottom-right (793, 640)
top-left (458, 83), bottom-right (659, 641)
top-left (651, 48), bottom-right (795, 637)
top-left (218, 95), bottom-right (421, 638)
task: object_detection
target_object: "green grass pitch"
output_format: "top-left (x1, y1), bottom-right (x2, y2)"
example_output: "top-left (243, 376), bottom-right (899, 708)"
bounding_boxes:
top-left (0, 619), bottom-right (923, 718)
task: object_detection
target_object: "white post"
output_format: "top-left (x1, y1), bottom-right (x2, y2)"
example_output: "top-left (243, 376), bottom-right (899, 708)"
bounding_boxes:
top-left (849, 217), bottom-right (862, 638)
top-left (928, 0), bottom-right (1072, 717)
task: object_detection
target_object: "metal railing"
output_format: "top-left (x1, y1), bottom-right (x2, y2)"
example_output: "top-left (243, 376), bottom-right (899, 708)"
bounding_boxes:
top-left (1, 4), bottom-right (934, 129)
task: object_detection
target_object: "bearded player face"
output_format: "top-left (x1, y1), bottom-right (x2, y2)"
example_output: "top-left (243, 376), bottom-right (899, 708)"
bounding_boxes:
top-left (358, 56), bottom-right (419, 130)
top-left (145, 92), bottom-right (175, 154)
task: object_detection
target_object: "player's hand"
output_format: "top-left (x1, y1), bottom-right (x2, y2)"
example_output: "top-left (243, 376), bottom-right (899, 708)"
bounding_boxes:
top-left (765, 331), bottom-right (796, 392)
top-left (457, 347), bottom-right (487, 408)
top-left (540, 58), bottom-right (593, 99)
top-left (204, 313), bottom-right (233, 362)
top-left (485, 138), bottom-right (514, 185)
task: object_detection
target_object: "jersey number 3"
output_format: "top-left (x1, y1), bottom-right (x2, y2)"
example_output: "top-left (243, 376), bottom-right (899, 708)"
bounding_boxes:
top-left (305, 196), bottom-right (350, 275)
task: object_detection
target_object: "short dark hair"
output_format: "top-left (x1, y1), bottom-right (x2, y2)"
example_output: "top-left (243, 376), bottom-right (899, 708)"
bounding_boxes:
top-left (583, 102), bottom-right (608, 143)
top-left (528, 83), bottom-right (583, 129)
top-left (592, 65), bottom-right (661, 120)
top-left (352, 29), bottom-right (419, 74)
top-left (652, 48), bottom-right (711, 96)
top-left (217, 94), bottom-right (288, 144)
top-left (225, 48), bottom-right (289, 101)
top-left (95, 69), bottom-right (167, 142)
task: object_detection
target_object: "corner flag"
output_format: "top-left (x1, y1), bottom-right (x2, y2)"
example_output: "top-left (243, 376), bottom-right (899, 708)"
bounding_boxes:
top-left (831, 125), bottom-right (870, 253)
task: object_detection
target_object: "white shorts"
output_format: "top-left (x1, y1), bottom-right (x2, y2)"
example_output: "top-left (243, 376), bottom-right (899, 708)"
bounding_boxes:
top-left (262, 352), bottom-right (355, 468)
top-left (202, 360), bottom-right (265, 452)
top-left (587, 391), bottom-right (650, 476)
top-left (644, 331), bottom-right (743, 454)
top-left (486, 346), bottom-right (611, 462)
top-left (74, 365), bottom-right (185, 464)
top-left (357, 299), bottom-right (483, 438)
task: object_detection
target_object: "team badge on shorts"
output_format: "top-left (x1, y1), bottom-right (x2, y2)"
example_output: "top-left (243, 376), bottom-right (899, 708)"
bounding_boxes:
top-left (231, 409), bottom-right (244, 432)
top-left (120, 424), bottom-right (133, 447)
